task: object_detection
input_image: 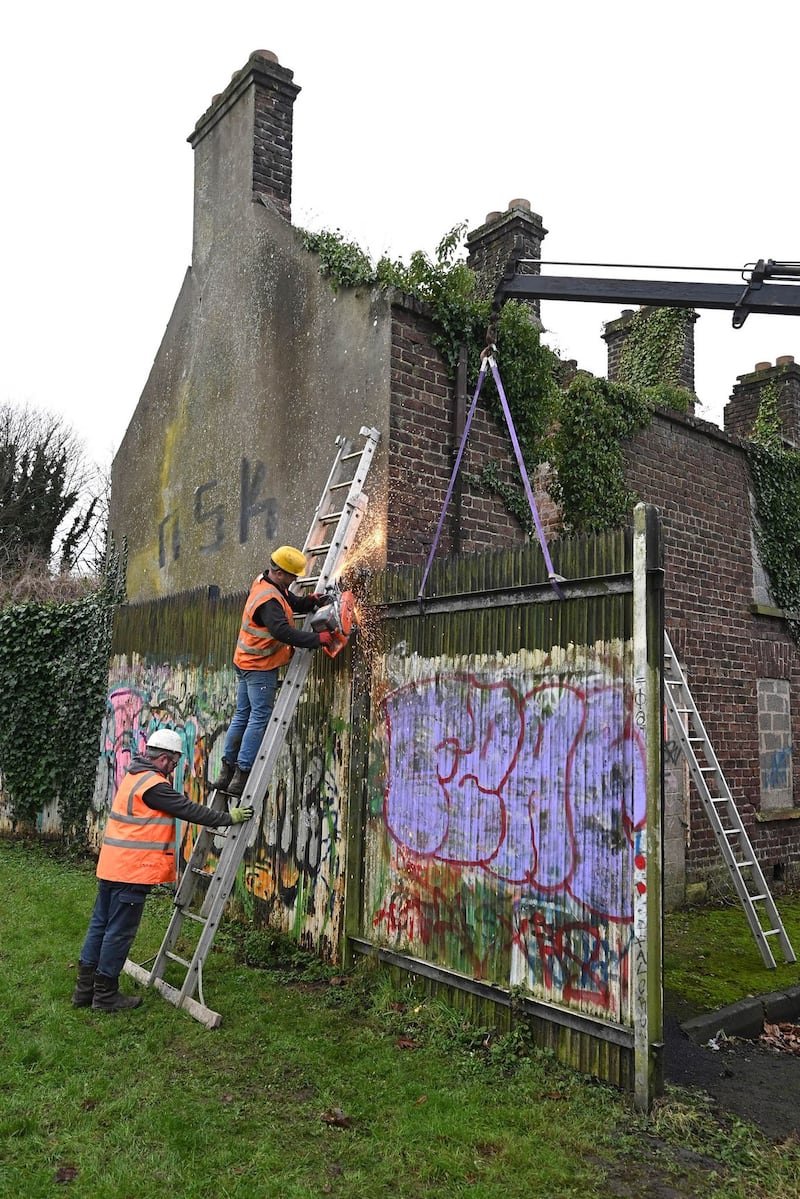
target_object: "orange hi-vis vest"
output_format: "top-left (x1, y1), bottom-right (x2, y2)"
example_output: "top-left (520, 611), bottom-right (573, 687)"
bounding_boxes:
top-left (96, 769), bottom-right (176, 885)
top-left (233, 576), bottom-right (295, 671)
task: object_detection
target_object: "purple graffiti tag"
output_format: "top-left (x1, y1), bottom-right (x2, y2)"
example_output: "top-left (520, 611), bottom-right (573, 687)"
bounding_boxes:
top-left (105, 688), bottom-right (146, 790)
top-left (383, 675), bottom-right (524, 861)
top-left (382, 668), bottom-right (646, 925)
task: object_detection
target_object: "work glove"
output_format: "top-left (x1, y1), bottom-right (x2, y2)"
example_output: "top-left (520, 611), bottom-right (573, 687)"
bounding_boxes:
top-left (317, 630), bottom-right (335, 648)
top-left (230, 806), bottom-right (254, 824)
top-left (311, 592), bottom-right (329, 608)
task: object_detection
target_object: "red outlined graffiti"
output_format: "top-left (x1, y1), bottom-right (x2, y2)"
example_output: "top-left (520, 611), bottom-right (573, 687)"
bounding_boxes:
top-left (380, 671), bottom-right (645, 924)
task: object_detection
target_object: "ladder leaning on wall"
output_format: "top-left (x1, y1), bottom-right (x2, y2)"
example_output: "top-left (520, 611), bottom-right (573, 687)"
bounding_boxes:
top-left (663, 632), bottom-right (796, 969)
top-left (123, 426), bottom-right (381, 1027)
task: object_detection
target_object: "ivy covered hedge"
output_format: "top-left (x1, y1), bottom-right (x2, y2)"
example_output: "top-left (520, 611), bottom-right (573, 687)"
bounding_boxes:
top-left (0, 562), bottom-right (123, 832)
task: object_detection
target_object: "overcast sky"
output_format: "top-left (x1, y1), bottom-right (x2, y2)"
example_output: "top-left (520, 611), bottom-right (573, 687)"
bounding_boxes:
top-left (2, 1), bottom-right (798, 469)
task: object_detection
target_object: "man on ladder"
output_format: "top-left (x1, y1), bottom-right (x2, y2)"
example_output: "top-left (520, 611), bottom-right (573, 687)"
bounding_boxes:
top-left (210, 545), bottom-right (335, 798)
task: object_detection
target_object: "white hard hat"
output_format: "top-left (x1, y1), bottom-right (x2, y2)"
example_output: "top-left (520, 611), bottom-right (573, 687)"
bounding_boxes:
top-left (147, 729), bottom-right (183, 754)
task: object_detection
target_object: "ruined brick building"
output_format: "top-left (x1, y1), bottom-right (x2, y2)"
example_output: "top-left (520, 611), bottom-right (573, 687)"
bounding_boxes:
top-left (110, 48), bottom-right (800, 909)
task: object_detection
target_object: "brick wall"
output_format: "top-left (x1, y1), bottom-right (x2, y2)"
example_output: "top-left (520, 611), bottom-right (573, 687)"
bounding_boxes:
top-left (724, 357), bottom-right (800, 448)
top-left (623, 408), bottom-right (800, 885)
top-left (251, 54), bottom-right (299, 219)
top-left (386, 297), bottom-right (541, 566)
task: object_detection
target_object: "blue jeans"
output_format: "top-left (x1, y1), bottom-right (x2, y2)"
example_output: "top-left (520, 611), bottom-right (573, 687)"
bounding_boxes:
top-left (80, 880), bottom-right (151, 978)
top-left (223, 665), bottom-right (279, 771)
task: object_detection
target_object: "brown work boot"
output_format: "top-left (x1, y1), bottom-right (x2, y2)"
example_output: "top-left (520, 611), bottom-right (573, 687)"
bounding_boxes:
top-left (227, 767), bottom-right (251, 798)
top-left (92, 973), bottom-right (142, 1012)
top-left (71, 961), bottom-right (96, 1007)
top-left (210, 759), bottom-right (236, 791)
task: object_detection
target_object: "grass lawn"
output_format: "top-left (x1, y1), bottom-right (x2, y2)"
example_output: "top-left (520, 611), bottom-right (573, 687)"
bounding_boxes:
top-left (2, 837), bottom-right (799, 1199)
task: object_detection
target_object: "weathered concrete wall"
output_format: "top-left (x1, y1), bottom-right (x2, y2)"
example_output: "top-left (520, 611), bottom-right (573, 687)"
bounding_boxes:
top-left (110, 59), bottom-right (391, 602)
top-left (111, 213), bottom-right (391, 600)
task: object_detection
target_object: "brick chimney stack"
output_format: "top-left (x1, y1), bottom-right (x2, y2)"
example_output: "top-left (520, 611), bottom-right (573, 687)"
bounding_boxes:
top-left (466, 200), bottom-right (547, 323)
top-left (189, 50), bottom-right (300, 223)
top-left (602, 307), bottom-right (698, 408)
top-left (724, 357), bottom-right (800, 447)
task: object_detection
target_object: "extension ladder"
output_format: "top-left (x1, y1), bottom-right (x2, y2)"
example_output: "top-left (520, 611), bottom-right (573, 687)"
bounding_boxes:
top-left (123, 426), bottom-right (381, 1026)
top-left (663, 633), bottom-right (796, 969)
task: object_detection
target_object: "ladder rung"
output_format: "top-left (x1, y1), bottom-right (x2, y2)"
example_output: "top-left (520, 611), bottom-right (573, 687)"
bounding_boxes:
top-left (182, 911), bottom-right (208, 924)
top-left (763, 929), bottom-right (781, 937)
top-left (749, 894), bottom-right (767, 902)
top-left (736, 861), bottom-right (754, 868)
top-left (329, 480), bottom-right (355, 490)
top-left (320, 511), bottom-right (344, 524)
top-left (165, 951), bottom-right (192, 968)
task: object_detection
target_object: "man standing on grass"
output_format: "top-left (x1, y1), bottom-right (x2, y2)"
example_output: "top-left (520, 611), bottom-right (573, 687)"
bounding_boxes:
top-left (73, 728), bottom-right (254, 1013)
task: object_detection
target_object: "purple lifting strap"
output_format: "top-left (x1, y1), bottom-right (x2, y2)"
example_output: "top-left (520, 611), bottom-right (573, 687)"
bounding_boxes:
top-left (418, 354), bottom-right (564, 601)
top-left (417, 358), bottom-right (488, 599)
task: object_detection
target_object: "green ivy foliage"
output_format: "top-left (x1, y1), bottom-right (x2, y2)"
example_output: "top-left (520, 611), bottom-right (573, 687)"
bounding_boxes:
top-left (551, 375), bottom-right (654, 533)
top-left (747, 385), bottom-right (800, 638)
top-left (0, 549), bottom-right (125, 830)
top-left (617, 307), bottom-right (693, 391)
top-left (300, 226), bottom-right (690, 535)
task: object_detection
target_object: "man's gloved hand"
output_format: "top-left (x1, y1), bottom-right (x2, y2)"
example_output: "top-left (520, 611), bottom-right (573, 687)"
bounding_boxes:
top-left (230, 806), bottom-right (254, 824)
top-left (311, 592), bottom-right (329, 608)
top-left (317, 630), bottom-right (335, 648)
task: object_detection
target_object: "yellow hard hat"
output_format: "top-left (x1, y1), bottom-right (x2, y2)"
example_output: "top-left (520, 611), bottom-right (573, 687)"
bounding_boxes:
top-left (271, 545), bottom-right (307, 576)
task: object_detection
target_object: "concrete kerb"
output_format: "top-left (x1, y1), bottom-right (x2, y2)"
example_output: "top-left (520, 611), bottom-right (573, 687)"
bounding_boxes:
top-left (680, 984), bottom-right (800, 1044)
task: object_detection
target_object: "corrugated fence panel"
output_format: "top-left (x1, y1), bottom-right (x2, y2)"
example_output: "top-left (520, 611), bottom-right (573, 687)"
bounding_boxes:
top-left (356, 533), bottom-right (641, 1077)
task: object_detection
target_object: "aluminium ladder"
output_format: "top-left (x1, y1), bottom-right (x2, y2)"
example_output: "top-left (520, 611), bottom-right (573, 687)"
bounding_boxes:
top-left (123, 426), bottom-right (381, 1026)
top-left (663, 632), bottom-right (795, 969)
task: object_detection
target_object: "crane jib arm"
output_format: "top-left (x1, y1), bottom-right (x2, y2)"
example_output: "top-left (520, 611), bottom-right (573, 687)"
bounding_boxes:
top-left (500, 274), bottom-right (800, 318)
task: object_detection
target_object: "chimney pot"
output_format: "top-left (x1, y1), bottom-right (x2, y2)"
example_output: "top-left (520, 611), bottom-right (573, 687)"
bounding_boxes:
top-left (777, 355), bottom-right (795, 366)
top-left (755, 361), bottom-right (771, 372)
top-left (485, 211), bottom-right (502, 224)
top-left (253, 49), bottom-right (279, 63)
top-left (508, 198), bottom-right (531, 212)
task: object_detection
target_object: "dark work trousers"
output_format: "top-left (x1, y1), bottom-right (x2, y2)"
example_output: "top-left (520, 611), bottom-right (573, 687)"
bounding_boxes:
top-left (79, 879), bottom-right (151, 978)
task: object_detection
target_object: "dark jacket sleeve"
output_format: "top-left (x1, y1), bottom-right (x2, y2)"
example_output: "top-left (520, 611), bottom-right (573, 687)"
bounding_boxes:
top-left (142, 782), bottom-right (236, 825)
top-left (253, 597), bottom-right (322, 649)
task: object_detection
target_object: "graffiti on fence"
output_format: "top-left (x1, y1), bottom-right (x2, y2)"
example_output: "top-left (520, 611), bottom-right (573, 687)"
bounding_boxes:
top-left (370, 661), bottom-right (645, 1019)
top-left (97, 659), bottom-right (346, 943)
top-left (95, 663), bottom-right (235, 809)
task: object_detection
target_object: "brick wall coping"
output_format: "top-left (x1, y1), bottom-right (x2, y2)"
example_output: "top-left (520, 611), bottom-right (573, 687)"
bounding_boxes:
top-left (650, 403), bottom-right (747, 451)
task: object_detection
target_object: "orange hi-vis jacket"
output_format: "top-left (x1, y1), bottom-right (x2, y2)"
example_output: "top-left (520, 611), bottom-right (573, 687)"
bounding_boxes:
top-left (96, 769), bottom-right (177, 885)
top-left (233, 576), bottom-right (295, 671)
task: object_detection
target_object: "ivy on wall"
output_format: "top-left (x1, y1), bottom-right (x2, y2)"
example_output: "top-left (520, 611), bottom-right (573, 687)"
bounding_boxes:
top-left (617, 306), bottom-right (693, 390)
top-left (747, 384), bottom-right (800, 639)
top-left (0, 550), bottom-right (125, 830)
top-left (300, 227), bottom-right (693, 534)
top-left (551, 376), bottom-right (653, 533)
